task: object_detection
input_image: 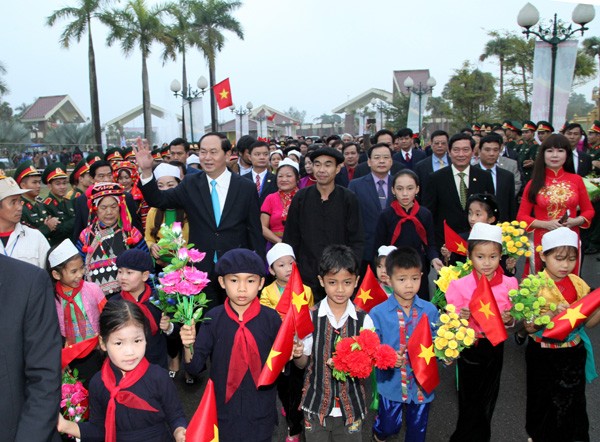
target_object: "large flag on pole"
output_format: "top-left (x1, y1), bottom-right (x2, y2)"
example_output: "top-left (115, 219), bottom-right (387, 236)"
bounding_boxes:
top-left (213, 78), bottom-right (233, 110)
top-left (353, 265), bottom-right (388, 313)
top-left (186, 379), bottom-right (219, 441)
top-left (543, 288), bottom-right (600, 341)
top-left (469, 275), bottom-right (507, 346)
top-left (406, 314), bottom-right (439, 394)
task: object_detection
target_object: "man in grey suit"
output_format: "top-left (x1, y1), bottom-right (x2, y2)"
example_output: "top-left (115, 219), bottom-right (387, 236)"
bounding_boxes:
top-left (348, 143), bottom-right (395, 271)
top-left (496, 154), bottom-right (522, 196)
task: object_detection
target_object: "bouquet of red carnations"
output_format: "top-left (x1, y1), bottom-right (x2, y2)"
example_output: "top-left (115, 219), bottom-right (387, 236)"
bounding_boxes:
top-left (331, 329), bottom-right (397, 381)
top-left (61, 369), bottom-right (88, 425)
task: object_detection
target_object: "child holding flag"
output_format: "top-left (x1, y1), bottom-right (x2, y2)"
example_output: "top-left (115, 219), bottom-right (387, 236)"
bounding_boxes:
top-left (369, 247), bottom-right (440, 442)
top-left (374, 245), bottom-right (397, 297)
top-left (261, 243), bottom-right (314, 442)
top-left (293, 245), bottom-right (374, 441)
top-left (524, 227), bottom-right (600, 442)
top-left (180, 249), bottom-right (281, 442)
top-left (445, 223), bottom-right (518, 441)
top-left (373, 170), bottom-right (442, 300)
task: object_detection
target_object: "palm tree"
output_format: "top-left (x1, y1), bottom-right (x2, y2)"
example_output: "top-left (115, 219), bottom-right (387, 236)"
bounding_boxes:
top-left (45, 123), bottom-right (95, 147)
top-left (0, 121), bottom-right (30, 144)
top-left (189, 0), bottom-right (244, 132)
top-left (102, 0), bottom-right (171, 141)
top-left (47, 0), bottom-right (106, 149)
top-left (164, 0), bottom-right (203, 138)
top-left (0, 61), bottom-right (8, 97)
top-left (479, 31), bottom-right (512, 100)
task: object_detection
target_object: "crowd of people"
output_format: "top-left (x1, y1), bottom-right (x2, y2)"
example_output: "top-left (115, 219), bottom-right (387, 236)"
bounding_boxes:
top-left (1, 118), bottom-right (600, 441)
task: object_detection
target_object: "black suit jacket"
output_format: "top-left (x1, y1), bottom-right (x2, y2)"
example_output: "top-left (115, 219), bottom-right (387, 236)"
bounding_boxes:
top-left (575, 151), bottom-right (593, 177)
top-left (393, 148), bottom-right (427, 170)
top-left (242, 170), bottom-right (278, 207)
top-left (72, 191), bottom-right (142, 242)
top-left (414, 155), bottom-right (451, 195)
top-left (422, 166), bottom-right (495, 248)
top-left (140, 171), bottom-right (265, 272)
top-left (353, 160), bottom-right (405, 180)
top-left (0, 255), bottom-right (62, 442)
top-left (477, 165), bottom-right (516, 222)
top-left (348, 174), bottom-right (394, 261)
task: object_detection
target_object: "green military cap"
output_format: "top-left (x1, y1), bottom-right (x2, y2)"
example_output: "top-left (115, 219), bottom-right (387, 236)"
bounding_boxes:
top-left (537, 121), bottom-right (554, 132)
top-left (122, 146), bottom-right (135, 160)
top-left (86, 153), bottom-right (103, 165)
top-left (104, 147), bottom-right (124, 162)
top-left (41, 162), bottom-right (68, 185)
top-left (14, 161), bottom-right (41, 186)
top-left (589, 120), bottom-right (600, 134)
top-left (522, 121), bottom-right (537, 132)
top-left (151, 148), bottom-right (163, 161)
top-left (70, 159), bottom-right (90, 186)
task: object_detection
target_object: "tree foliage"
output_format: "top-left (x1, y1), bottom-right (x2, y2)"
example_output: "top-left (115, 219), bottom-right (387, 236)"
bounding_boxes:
top-left (286, 107), bottom-right (306, 123)
top-left (0, 61), bottom-right (8, 97)
top-left (566, 92), bottom-right (595, 120)
top-left (44, 123), bottom-right (95, 146)
top-left (384, 94), bottom-right (409, 131)
top-left (0, 121), bottom-right (30, 144)
top-left (442, 62), bottom-right (496, 131)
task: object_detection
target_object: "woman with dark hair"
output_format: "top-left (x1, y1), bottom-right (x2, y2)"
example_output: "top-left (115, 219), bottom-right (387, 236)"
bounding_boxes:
top-left (260, 158), bottom-right (300, 248)
top-left (517, 133), bottom-right (595, 274)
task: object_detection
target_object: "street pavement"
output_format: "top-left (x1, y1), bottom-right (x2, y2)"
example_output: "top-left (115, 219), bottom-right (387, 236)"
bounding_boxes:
top-left (175, 254), bottom-right (600, 441)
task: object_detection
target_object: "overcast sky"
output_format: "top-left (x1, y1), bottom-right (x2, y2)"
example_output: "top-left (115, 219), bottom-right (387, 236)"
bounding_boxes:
top-left (1, 0), bottom-right (599, 133)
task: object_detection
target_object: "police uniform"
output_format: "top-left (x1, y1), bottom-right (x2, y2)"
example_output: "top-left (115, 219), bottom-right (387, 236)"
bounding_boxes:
top-left (42, 163), bottom-right (76, 246)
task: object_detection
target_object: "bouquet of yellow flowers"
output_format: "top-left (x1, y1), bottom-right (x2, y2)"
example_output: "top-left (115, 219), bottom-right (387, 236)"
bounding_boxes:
top-left (433, 304), bottom-right (476, 362)
top-left (508, 272), bottom-right (557, 327)
top-left (498, 221), bottom-right (532, 259)
top-left (432, 260), bottom-right (473, 309)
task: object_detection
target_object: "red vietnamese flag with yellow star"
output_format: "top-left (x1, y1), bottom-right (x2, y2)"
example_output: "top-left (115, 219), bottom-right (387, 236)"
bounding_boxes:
top-left (469, 274), bottom-right (507, 346)
top-left (186, 378), bottom-right (219, 442)
top-left (275, 262), bottom-right (313, 339)
top-left (353, 265), bottom-right (388, 313)
top-left (444, 220), bottom-right (468, 256)
top-left (407, 314), bottom-right (439, 394)
top-left (213, 78), bottom-right (233, 110)
top-left (257, 308), bottom-right (295, 387)
top-left (543, 288), bottom-right (600, 341)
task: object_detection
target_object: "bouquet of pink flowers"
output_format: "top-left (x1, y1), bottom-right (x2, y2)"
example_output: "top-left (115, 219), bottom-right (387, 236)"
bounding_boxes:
top-left (331, 329), bottom-right (398, 381)
top-left (150, 223), bottom-right (210, 326)
top-left (61, 369), bottom-right (88, 425)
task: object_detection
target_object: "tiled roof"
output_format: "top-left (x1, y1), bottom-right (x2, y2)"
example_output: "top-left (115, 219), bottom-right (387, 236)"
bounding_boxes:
top-left (21, 95), bottom-right (67, 120)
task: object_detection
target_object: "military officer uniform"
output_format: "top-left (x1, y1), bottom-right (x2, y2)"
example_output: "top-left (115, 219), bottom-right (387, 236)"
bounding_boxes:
top-left (42, 163), bottom-right (76, 246)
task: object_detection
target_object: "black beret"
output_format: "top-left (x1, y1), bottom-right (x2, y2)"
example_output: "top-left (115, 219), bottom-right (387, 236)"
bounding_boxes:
top-left (116, 249), bottom-right (153, 272)
top-left (309, 146), bottom-right (344, 165)
top-left (215, 248), bottom-right (265, 276)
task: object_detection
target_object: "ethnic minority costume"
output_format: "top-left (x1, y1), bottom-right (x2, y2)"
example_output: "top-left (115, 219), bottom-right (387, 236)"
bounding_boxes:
top-left (370, 295), bottom-right (440, 442)
top-left (260, 188), bottom-right (298, 248)
top-left (55, 280), bottom-right (106, 387)
top-left (373, 200), bottom-right (439, 300)
top-left (260, 281), bottom-right (314, 438)
top-left (445, 269), bottom-right (518, 442)
top-left (526, 271), bottom-right (595, 442)
top-left (186, 298), bottom-right (282, 442)
top-left (300, 300), bottom-right (374, 441)
top-left (517, 168), bottom-right (595, 275)
top-left (113, 161), bottom-right (150, 230)
top-left (78, 359), bottom-right (187, 442)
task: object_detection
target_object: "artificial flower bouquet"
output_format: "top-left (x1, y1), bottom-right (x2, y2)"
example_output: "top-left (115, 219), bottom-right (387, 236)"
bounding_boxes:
top-left (498, 221), bottom-right (532, 259)
top-left (508, 272), bottom-right (557, 328)
top-left (331, 329), bottom-right (397, 381)
top-left (150, 222), bottom-right (210, 326)
top-left (433, 304), bottom-right (476, 362)
top-left (432, 260), bottom-right (473, 309)
top-left (61, 369), bottom-right (88, 426)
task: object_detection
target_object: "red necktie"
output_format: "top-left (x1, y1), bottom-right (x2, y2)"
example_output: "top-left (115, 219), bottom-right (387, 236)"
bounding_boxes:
top-left (56, 281), bottom-right (87, 345)
top-left (223, 298), bottom-right (263, 403)
top-left (120, 285), bottom-right (159, 335)
top-left (255, 174), bottom-right (261, 193)
top-left (101, 358), bottom-right (158, 442)
top-left (405, 152), bottom-right (411, 162)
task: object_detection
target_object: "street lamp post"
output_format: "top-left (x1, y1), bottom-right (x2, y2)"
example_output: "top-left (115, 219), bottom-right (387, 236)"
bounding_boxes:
top-left (170, 76), bottom-right (208, 142)
top-left (230, 102), bottom-right (254, 136)
top-left (370, 99), bottom-right (388, 131)
top-left (403, 76), bottom-right (436, 134)
top-left (254, 111), bottom-right (271, 138)
top-left (517, 2), bottom-right (595, 124)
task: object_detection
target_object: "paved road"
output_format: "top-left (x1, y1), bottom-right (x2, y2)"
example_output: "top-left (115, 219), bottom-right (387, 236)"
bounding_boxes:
top-left (175, 254), bottom-right (600, 441)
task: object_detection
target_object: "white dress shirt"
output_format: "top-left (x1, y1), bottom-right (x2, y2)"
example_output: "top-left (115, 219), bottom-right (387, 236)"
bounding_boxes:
top-left (206, 168), bottom-right (232, 213)
top-left (452, 164), bottom-right (470, 196)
